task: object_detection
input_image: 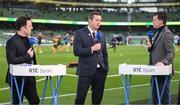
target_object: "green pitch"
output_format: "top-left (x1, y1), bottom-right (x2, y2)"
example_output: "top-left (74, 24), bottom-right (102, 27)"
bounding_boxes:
top-left (0, 46), bottom-right (179, 104)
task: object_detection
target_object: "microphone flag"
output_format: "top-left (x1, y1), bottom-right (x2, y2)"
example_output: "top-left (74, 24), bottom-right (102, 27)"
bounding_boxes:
top-left (94, 31), bottom-right (102, 43)
top-left (29, 36), bottom-right (37, 46)
top-left (147, 31), bottom-right (154, 44)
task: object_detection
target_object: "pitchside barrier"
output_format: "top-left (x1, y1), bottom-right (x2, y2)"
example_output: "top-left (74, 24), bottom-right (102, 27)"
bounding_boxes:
top-left (119, 63), bottom-right (172, 105)
top-left (10, 64), bottom-right (66, 105)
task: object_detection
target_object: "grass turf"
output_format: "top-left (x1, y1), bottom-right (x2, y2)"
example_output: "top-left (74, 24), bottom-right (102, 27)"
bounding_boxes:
top-left (0, 45), bottom-right (179, 104)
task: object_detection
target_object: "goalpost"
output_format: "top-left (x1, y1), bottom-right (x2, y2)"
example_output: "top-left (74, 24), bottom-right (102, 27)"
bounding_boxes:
top-left (126, 36), bottom-right (148, 46)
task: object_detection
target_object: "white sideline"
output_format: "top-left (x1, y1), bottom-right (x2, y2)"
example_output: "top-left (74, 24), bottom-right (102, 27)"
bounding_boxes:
top-left (0, 71), bottom-right (180, 91)
top-left (175, 71), bottom-right (180, 73)
top-left (0, 74), bottom-right (119, 91)
top-left (1, 79), bottom-right (179, 105)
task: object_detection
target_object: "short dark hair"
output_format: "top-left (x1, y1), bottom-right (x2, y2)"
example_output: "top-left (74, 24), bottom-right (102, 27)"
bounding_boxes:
top-left (154, 12), bottom-right (167, 25)
top-left (15, 16), bottom-right (31, 30)
top-left (88, 11), bottom-right (101, 20)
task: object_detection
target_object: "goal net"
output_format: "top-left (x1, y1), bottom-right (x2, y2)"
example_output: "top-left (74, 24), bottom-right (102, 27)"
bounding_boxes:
top-left (126, 36), bottom-right (148, 46)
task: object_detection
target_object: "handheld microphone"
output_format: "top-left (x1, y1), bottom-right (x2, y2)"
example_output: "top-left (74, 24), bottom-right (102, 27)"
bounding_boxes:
top-left (28, 36), bottom-right (37, 47)
top-left (93, 31), bottom-right (103, 68)
top-left (147, 31), bottom-right (154, 53)
top-left (93, 31), bottom-right (103, 54)
top-left (28, 36), bottom-right (37, 64)
top-left (94, 31), bottom-right (102, 43)
top-left (147, 31), bottom-right (154, 44)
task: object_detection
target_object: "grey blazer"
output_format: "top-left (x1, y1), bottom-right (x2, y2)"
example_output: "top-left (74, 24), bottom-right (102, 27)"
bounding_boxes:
top-left (151, 26), bottom-right (175, 73)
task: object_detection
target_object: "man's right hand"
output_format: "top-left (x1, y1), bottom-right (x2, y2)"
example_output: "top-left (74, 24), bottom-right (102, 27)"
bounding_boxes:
top-left (91, 43), bottom-right (101, 53)
top-left (27, 48), bottom-right (34, 58)
top-left (146, 38), bottom-right (152, 49)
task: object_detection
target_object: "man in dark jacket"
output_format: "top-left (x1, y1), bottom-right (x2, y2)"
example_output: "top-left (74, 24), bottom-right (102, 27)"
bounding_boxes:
top-left (73, 11), bottom-right (109, 105)
top-left (6, 16), bottom-right (39, 104)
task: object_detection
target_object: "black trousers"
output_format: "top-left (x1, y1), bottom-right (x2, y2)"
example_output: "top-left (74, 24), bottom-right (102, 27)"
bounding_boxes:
top-left (75, 68), bottom-right (107, 105)
top-left (151, 75), bottom-right (171, 104)
top-left (112, 44), bottom-right (116, 52)
top-left (11, 76), bottom-right (40, 104)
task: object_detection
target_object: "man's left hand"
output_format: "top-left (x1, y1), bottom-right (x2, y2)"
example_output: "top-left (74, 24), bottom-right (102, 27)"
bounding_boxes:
top-left (155, 62), bottom-right (165, 66)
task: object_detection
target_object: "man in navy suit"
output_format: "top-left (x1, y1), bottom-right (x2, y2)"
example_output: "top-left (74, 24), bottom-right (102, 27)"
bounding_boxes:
top-left (73, 11), bottom-right (109, 104)
top-left (6, 16), bottom-right (40, 104)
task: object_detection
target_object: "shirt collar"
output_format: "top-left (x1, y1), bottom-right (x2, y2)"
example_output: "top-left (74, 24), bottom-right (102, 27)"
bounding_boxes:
top-left (87, 26), bottom-right (97, 36)
top-left (158, 25), bottom-right (165, 31)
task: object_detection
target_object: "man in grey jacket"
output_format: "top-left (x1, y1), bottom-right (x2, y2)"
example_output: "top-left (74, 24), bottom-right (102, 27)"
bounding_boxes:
top-left (147, 12), bottom-right (175, 104)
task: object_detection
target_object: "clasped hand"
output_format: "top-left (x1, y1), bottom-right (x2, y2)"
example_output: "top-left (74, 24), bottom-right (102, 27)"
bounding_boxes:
top-left (91, 43), bottom-right (101, 53)
top-left (27, 48), bottom-right (34, 58)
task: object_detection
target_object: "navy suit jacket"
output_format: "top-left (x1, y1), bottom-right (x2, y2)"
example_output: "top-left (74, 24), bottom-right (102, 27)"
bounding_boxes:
top-left (73, 27), bottom-right (109, 76)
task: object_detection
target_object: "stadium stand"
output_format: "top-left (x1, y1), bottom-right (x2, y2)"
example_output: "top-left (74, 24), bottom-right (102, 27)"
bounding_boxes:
top-left (0, 0), bottom-right (180, 104)
top-left (1, 7), bottom-right (180, 22)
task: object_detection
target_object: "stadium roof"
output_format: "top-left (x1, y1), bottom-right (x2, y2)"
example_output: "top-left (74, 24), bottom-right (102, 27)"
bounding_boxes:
top-left (10, 0), bottom-right (180, 7)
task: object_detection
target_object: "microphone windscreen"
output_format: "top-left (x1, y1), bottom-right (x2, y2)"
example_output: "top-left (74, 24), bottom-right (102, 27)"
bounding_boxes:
top-left (147, 31), bottom-right (154, 38)
top-left (29, 36), bottom-right (37, 46)
top-left (96, 32), bottom-right (102, 40)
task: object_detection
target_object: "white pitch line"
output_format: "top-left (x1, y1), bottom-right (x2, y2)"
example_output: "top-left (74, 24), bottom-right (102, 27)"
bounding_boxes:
top-left (1, 71), bottom-right (180, 91)
top-left (0, 87), bottom-right (9, 91)
top-left (0, 77), bottom-right (46, 91)
top-left (36, 77), bottom-right (46, 82)
top-left (66, 74), bottom-right (120, 78)
top-left (107, 74), bottom-right (120, 77)
top-left (0, 74), bottom-right (119, 91)
top-left (66, 74), bottom-right (77, 77)
top-left (175, 71), bottom-right (180, 74)
top-left (1, 79), bottom-right (179, 105)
